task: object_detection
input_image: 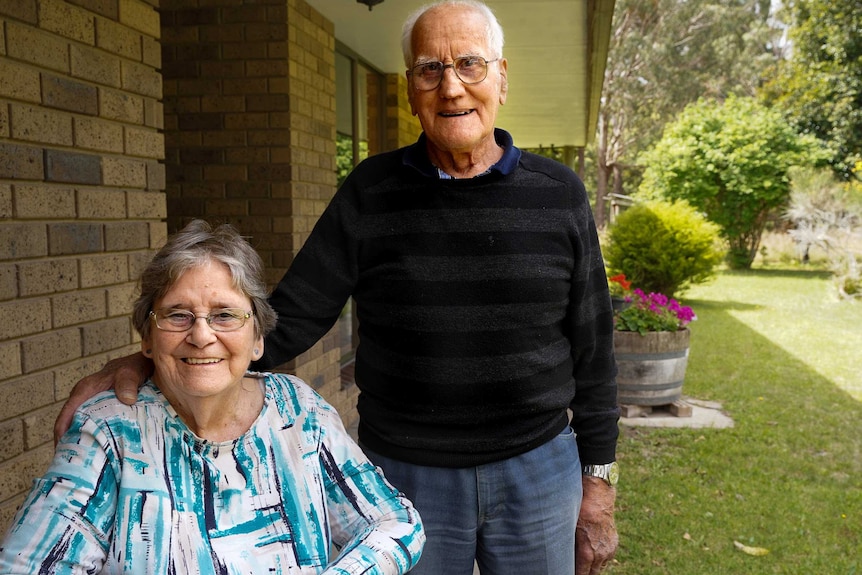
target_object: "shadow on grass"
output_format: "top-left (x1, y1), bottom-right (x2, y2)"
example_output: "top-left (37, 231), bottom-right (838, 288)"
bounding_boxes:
top-left (612, 303), bottom-right (862, 575)
top-left (724, 266), bottom-right (833, 280)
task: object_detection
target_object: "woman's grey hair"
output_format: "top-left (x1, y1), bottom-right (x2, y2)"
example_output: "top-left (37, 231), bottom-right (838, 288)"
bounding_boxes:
top-left (401, 0), bottom-right (504, 68)
top-left (132, 219), bottom-right (278, 341)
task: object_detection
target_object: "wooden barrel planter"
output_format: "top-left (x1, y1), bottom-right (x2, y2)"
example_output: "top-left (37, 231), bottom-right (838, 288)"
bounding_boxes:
top-left (614, 329), bottom-right (690, 406)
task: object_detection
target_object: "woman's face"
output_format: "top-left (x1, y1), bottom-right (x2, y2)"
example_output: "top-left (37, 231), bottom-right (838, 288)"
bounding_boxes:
top-left (142, 260), bottom-right (263, 405)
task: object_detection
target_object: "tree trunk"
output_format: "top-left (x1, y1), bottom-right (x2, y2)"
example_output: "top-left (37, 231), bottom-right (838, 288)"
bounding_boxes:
top-left (595, 113), bottom-right (611, 228)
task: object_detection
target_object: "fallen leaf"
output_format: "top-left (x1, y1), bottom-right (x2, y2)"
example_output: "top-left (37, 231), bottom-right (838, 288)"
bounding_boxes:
top-left (733, 541), bottom-right (769, 556)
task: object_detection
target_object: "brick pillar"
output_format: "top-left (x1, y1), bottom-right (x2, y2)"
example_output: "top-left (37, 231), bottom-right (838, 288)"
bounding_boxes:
top-left (0, 0), bottom-right (165, 532)
top-left (386, 73), bottom-right (422, 149)
top-left (161, 0), bottom-right (355, 420)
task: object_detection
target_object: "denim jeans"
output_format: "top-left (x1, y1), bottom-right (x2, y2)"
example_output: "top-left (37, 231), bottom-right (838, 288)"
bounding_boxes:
top-left (363, 427), bottom-right (582, 575)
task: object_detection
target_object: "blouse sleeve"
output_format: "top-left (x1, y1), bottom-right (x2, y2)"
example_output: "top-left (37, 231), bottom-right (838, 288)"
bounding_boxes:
top-left (314, 401), bottom-right (425, 575)
top-left (0, 412), bottom-right (118, 573)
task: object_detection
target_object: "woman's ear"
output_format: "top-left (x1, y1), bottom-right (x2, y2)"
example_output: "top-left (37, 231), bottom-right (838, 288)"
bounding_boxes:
top-left (141, 341), bottom-right (153, 358)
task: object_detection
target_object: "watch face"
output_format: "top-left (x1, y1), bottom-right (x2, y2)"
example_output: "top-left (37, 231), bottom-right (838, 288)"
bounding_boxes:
top-left (608, 461), bottom-right (620, 486)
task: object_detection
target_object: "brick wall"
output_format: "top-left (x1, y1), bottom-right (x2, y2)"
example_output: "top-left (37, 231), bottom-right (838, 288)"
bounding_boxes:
top-left (0, 0), bottom-right (165, 530)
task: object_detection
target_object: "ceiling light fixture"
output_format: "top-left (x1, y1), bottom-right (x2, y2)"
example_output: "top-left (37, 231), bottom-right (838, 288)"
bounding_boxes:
top-left (356, 0), bottom-right (384, 10)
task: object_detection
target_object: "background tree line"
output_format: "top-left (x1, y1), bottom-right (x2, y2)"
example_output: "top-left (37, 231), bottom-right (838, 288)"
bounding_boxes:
top-left (588, 0), bottom-right (861, 281)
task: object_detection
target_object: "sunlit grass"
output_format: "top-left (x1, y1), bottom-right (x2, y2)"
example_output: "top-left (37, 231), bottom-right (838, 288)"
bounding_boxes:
top-left (609, 266), bottom-right (862, 575)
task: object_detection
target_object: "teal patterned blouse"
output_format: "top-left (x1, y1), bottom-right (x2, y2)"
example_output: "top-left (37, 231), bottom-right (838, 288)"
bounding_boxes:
top-left (0, 373), bottom-right (424, 574)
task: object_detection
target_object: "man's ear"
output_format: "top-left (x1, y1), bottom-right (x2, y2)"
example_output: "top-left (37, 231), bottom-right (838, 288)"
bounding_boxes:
top-left (498, 58), bottom-right (508, 106)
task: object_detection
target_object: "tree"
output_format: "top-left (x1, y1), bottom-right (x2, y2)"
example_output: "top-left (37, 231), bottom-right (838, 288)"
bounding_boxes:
top-left (637, 95), bottom-right (825, 269)
top-left (595, 0), bottom-right (782, 227)
top-left (761, 0), bottom-right (862, 180)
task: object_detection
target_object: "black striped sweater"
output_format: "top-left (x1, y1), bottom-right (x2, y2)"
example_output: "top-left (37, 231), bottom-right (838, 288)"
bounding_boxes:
top-left (260, 130), bottom-right (619, 468)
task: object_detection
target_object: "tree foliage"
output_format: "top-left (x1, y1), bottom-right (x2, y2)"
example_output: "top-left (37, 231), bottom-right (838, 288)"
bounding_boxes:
top-left (637, 96), bottom-right (825, 269)
top-left (595, 0), bottom-right (782, 226)
top-left (761, 0), bottom-right (862, 180)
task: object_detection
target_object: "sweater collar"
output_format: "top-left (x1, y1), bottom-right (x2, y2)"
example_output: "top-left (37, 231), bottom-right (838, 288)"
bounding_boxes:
top-left (403, 128), bottom-right (521, 178)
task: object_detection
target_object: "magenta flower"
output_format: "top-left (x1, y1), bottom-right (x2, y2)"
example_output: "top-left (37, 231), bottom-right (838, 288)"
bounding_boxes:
top-left (613, 286), bottom-right (696, 334)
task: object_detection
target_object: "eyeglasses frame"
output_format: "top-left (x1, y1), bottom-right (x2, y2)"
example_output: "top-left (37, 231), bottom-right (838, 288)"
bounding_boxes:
top-left (149, 308), bottom-right (253, 333)
top-left (407, 56), bottom-right (500, 91)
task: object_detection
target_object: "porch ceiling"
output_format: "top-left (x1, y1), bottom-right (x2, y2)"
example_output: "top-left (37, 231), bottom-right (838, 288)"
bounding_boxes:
top-left (306, 0), bottom-right (615, 149)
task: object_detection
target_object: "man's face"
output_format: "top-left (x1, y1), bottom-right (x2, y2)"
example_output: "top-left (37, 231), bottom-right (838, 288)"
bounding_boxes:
top-left (407, 5), bottom-right (508, 156)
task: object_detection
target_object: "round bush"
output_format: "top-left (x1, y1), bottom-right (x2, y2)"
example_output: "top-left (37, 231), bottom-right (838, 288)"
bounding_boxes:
top-left (606, 200), bottom-right (724, 298)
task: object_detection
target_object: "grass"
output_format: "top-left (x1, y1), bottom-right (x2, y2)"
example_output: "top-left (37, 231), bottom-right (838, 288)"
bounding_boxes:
top-left (609, 266), bottom-right (862, 574)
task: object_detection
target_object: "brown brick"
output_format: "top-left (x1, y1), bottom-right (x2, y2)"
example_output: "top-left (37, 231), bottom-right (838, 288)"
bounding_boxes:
top-left (10, 103), bottom-right (73, 146)
top-left (142, 34), bottom-right (161, 68)
top-left (0, 298), bottom-right (51, 340)
top-left (79, 253), bottom-right (128, 288)
top-left (13, 184), bottom-right (76, 219)
top-left (0, 182), bottom-right (10, 218)
top-left (0, 341), bottom-right (22, 380)
top-left (104, 220), bottom-right (149, 250)
top-left (0, 0), bottom-right (38, 23)
top-left (0, 223), bottom-right (47, 260)
top-left (100, 87), bottom-right (144, 123)
top-left (0, 419), bottom-right (24, 464)
top-left (106, 282), bottom-right (136, 317)
top-left (74, 116), bottom-right (124, 152)
top-left (67, 0), bottom-right (118, 19)
top-left (143, 97), bottom-right (163, 130)
top-left (0, 102), bottom-right (7, 139)
top-left (0, 263), bottom-right (16, 300)
top-left (0, 143), bottom-right (42, 180)
top-left (5, 22), bottom-right (68, 73)
top-left (146, 160), bottom-right (165, 191)
top-left (38, 0), bottom-right (95, 45)
top-left (0, 373), bottom-right (53, 421)
top-left (52, 288), bottom-right (106, 328)
top-left (0, 59), bottom-right (41, 102)
top-left (102, 156), bottom-right (147, 187)
top-left (119, 0), bottom-right (159, 39)
top-left (21, 328), bottom-right (81, 372)
top-left (124, 126), bottom-right (164, 159)
top-left (77, 187), bottom-right (127, 219)
top-left (44, 149), bottom-right (102, 184)
top-left (121, 60), bottom-right (162, 99)
top-left (70, 43), bottom-right (121, 87)
top-left (18, 258), bottom-right (78, 297)
top-left (81, 316), bottom-right (131, 355)
top-left (23, 403), bottom-right (61, 450)
top-left (127, 249), bottom-right (152, 281)
top-left (95, 15), bottom-right (141, 61)
top-left (42, 74), bottom-right (98, 115)
top-left (127, 190), bottom-right (166, 219)
top-left (48, 222), bottom-right (103, 255)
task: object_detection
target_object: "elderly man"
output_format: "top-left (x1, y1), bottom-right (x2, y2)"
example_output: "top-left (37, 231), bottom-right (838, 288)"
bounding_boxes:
top-left (57, 1), bottom-right (619, 574)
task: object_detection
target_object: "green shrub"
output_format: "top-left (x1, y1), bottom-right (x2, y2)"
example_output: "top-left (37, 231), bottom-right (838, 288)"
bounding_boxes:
top-left (605, 199), bottom-right (724, 297)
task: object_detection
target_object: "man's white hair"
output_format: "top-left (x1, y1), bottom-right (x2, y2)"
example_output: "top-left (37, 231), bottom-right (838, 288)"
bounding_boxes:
top-left (401, 0), bottom-right (505, 68)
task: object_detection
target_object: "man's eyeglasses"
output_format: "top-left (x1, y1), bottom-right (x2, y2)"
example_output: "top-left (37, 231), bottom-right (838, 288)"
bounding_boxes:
top-left (150, 308), bottom-right (252, 332)
top-left (408, 56), bottom-right (499, 91)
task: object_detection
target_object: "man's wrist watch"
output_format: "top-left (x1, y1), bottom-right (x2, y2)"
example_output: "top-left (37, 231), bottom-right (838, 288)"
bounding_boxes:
top-left (583, 461), bottom-right (619, 486)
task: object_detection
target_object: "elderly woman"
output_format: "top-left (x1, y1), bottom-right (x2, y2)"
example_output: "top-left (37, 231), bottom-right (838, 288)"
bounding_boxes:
top-left (0, 220), bottom-right (424, 574)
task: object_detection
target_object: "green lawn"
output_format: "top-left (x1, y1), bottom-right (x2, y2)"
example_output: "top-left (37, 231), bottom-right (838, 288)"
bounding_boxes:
top-left (609, 267), bottom-right (862, 574)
